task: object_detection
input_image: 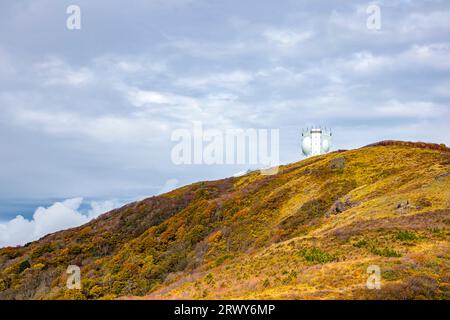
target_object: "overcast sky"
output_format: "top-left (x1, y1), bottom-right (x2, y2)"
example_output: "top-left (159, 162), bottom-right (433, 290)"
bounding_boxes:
top-left (0, 0), bottom-right (449, 246)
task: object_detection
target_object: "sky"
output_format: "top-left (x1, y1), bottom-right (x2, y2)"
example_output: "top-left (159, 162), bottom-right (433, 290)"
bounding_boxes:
top-left (0, 0), bottom-right (449, 246)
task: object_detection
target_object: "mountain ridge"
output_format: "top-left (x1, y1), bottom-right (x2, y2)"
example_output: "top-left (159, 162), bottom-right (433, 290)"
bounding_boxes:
top-left (0, 140), bottom-right (449, 299)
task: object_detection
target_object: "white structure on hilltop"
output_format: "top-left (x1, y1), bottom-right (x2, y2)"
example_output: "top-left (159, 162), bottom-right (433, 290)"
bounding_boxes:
top-left (301, 127), bottom-right (332, 156)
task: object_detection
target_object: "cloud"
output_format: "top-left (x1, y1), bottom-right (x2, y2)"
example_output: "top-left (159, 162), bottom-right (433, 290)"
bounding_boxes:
top-left (92, 55), bottom-right (167, 75)
top-left (347, 51), bottom-right (392, 74)
top-left (374, 100), bottom-right (447, 118)
top-left (262, 28), bottom-right (312, 47)
top-left (401, 43), bottom-right (450, 70)
top-left (125, 87), bottom-right (206, 124)
top-left (36, 58), bottom-right (94, 86)
top-left (164, 38), bottom-right (252, 59)
top-left (398, 10), bottom-right (450, 37)
top-left (0, 198), bottom-right (121, 248)
top-left (127, 88), bottom-right (200, 110)
top-left (175, 71), bottom-right (254, 91)
top-left (157, 178), bottom-right (179, 194)
top-left (344, 43), bottom-right (450, 75)
top-left (125, 86), bottom-right (254, 127)
top-left (1, 0), bottom-right (450, 222)
top-left (9, 106), bottom-right (169, 144)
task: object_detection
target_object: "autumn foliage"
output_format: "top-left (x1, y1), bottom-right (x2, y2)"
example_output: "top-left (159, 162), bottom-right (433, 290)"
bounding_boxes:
top-left (0, 141), bottom-right (449, 299)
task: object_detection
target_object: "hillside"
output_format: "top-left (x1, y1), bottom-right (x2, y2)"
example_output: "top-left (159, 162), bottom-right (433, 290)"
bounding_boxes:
top-left (0, 141), bottom-right (449, 300)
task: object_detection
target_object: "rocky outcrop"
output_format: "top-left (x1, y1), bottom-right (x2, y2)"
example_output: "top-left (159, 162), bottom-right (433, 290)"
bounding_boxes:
top-left (329, 157), bottom-right (346, 170)
top-left (396, 200), bottom-right (411, 213)
top-left (327, 197), bottom-right (358, 216)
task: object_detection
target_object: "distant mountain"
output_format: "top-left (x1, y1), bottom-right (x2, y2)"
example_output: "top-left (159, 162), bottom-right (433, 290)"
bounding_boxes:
top-left (1, 141), bottom-right (449, 299)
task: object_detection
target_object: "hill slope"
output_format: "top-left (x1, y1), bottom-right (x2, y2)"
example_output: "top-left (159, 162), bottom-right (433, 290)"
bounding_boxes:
top-left (0, 141), bottom-right (449, 299)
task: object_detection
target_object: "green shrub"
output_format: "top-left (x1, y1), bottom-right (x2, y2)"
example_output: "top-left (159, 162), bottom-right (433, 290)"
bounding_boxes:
top-left (383, 269), bottom-right (401, 281)
top-left (68, 245), bottom-right (82, 255)
top-left (371, 247), bottom-right (401, 258)
top-left (282, 271), bottom-right (298, 284)
top-left (214, 254), bottom-right (232, 267)
top-left (279, 199), bottom-right (328, 233)
top-left (204, 273), bottom-right (215, 285)
top-left (279, 179), bottom-right (357, 234)
top-left (353, 239), bottom-right (401, 257)
top-left (353, 239), bottom-right (368, 248)
top-left (17, 260), bottom-right (31, 274)
top-left (395, 230), bottom-right (418, 241)
top-left (186, 225), bottom-right (205, 245)
top-left (0, 279), bottom-right (6, 291)
top-left (31, 244), bottom-right (53, 259)
top-left (297, 247), bottom-right (337, 264)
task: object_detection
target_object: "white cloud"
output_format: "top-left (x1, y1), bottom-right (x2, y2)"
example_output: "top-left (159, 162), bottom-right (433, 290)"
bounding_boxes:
top-left (92, 55), bottom-right (167, 75)
top-left (175, 71), bottom-right (254, 91)
top-left (87, 199), bottom-right (122, 219)
top-left (157, 178), bottom-right (179, 195)
top-left (328, 8), bottom-right (369, 34)
top-left (125, 86), bottom-right (248, 127)
top-left (374, 100), bottom-right (447, 118)
top-left (128, 89), bottom-right (174, 106)
top-left (347, 51), bottom-right (392, 74)
top-left (0, 198), bottom-right (121, 248)
top-left (262, 28), bottom-right (312, 47)
top-left (401, 43), bottom-right (450, 70)
top-left (36, 58), bottom-right (94, 86)
top-left (126, 87), bottom-right (207, 123)
top-left (115, 61), bottom-right (145, 73)
top-left (399, 10), bottom-right (450, 36)
top-left (10, 106), bottom-right (168, 144)
top-left (312, 43), bottom-right (450, 78)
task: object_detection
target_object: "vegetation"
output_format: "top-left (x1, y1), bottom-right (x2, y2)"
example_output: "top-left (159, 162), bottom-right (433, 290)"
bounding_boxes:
top-left (395, 230), bottom-right (418, 242)
top-left (297, 247), bottom-right (337, 264)
top-left (0, 141), bottom-right (449, 300)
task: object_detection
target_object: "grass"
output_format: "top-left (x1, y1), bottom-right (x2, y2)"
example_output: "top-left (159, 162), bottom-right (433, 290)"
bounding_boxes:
top-left (353, 238), bottom-right (402, 257)
top-left (297, 247), bottom-right (338, 264)
top-left (395, 230), bottom-right (418, 241)
top-left (372, 247), bottom-right (402, 258)
top-left (1, 143), bottom-right (449, 300)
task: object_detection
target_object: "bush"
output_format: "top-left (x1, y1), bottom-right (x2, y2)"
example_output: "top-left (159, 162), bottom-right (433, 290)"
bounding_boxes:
top-left (31, 244), bottom-right (53, 259)
top-left (371, 247), bottom-right (401, 258)
top-left (353, 239), bottom-right (368, 248)
top-left (297, 247), bottom-right (337, 264)
top-left (89, 285), bottom-right (104, 299)
top-left (396, 230), bottom-right (418, 241)
top-left (186, 225), bottom-right (206, 245)
top-left (280, 199), bottom-right (328, 233)
top-left (383, 269), bottom-right (401, 281)
top-left (68, 245), bottom-right (82, 255)
top-left (204, 273), bottom-right (215, 285)
top-left (353, 238), bottom-right (402, 257)
top-left (262, 278), bottom-right (271, 288)
top-left (0, 279), bottom-right (6, 291)
top-left (214, 254), bottom-right (232, 267)
top-left (32, 263), bottom-right (46, 270)
top-left (17, 260), bottom-right (31, 274)
top-left (279, 179), bottom-right (357, 234)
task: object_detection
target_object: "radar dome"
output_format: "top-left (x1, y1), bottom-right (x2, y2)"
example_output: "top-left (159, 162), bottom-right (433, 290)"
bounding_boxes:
top-left (302, 136), bottom-right (312, 155)
top-left (321, 137), bottom-right (331, 153)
